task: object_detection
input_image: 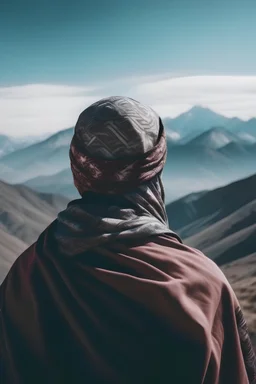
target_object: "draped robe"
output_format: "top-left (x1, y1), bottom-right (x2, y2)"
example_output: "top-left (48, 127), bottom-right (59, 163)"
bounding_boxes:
top-left (1, 222), bottom-right (255, 383)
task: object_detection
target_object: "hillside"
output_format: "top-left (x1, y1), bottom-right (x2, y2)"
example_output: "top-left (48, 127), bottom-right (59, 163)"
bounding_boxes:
top-left (0, 134), bottom-right (16, 158)
top-left (167, 174), bottom-right (256, 265)
top-left (24, 168), bottom-right (79, 199)
top-left (187, 127), bottom-right (243, 149)
top-left (166, 173), bottom-right (256, 238)
top-left (230, 117), bottom-right (256, 137)
top-left (0, 180), bottom-right (68, 244)
top-left (0, 181), bottom-right (69, 282)
top-left (221, 253), bottom-right (256, 345)
top-left (0, 133), bottom-right (50, 158)
top-left (0, 228), bottom-right (28, 283)
top-left (166, 173), bottom-right (256, 264)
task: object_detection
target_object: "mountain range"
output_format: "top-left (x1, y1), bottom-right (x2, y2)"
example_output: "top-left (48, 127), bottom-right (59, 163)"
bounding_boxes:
top-left (0, 128), bottom-right (73, 184)
top-left (0, 106), bottom-right (255, 203)
top-left (164, 106), bottom-right (256, 141)
top-left (187, 126), bottom-right (256, 149)
top-left (0, 133), bottom-right (50, 158)
top-left (166, 173), bottom-right (256, 265)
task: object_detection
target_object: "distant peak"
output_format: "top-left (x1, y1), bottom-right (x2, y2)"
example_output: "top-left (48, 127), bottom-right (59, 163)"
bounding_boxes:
top-left (207, 126), bottom-right (229, 133)
top-left (188, 126), bottom-right (239, 149)
top-left (189, 105), bottom-right (210, 112)
top-left (188, 105), bottom-right (222, 116)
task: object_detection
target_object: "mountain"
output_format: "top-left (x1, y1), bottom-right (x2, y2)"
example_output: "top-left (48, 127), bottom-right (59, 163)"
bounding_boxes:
top-left (218, 141), bottom-right (256, 157)
top-left (164, 141), bottom-right (256, 202)
top-left (0, 228), bottom-right (27, 283)
top-left (163, 106), bottom-right (231, 139)
top-left (229, 117), bottom-right (256, 138)
top-left (0, 180), bottom-right (69, 282)
top-left (163, 106), bottom-right (256, 141)
top-left (1, 107), bottom-right (255, 202)
top-left (187, 127), bottom-right (245, 149)
top-left (0, 134), bottom-right (15, 158)
top-left (166, 173), bottom-right (256, 265)
top-left (236, 132), bottom-right (256, 144)
top-left (0, 180), bottom-right (68, 256)
top-left (0, 133), bottom-right (50, 158)
top-left (0, 128), bottom-right (74, 183)
top-left (24, 168), bottom-right (79, 199)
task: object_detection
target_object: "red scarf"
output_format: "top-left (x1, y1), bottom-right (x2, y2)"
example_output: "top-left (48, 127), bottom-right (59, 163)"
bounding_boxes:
top-left (70, 126), bottom-right (166, 196)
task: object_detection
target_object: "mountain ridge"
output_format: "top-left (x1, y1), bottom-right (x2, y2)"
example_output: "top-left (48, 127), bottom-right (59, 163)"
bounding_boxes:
top-left (0, 180), bottom-right (68, 245)
top-left (166, 173), bottom-right (256, 235)
top-left (187, 126), bottom-right (249, 149)
top-left (1, 106), bottom-right (255, 201)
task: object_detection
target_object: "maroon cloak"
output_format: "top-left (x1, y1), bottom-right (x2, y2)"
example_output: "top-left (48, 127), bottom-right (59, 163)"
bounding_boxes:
top-left (1, 222), bottom-right (255, 383)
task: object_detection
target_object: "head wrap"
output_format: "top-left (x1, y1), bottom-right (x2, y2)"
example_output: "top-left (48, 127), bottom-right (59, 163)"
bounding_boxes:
top-left (56, 96), bottom-right (180, 255)
top-left (70, 96), bottom-right (166, 195)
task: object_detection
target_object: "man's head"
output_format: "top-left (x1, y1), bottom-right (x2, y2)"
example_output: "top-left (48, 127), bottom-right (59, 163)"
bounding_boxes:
top-left (69, 96), bottom-right (166, 195)
top-left (73, 96), bottom-right (160, 159)
top-left (57, 97), bottom-right (175, 256)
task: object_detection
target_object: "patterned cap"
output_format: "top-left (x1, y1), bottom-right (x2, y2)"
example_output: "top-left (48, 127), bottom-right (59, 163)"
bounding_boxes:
top-left (74, 96), bottom-right (160, 159)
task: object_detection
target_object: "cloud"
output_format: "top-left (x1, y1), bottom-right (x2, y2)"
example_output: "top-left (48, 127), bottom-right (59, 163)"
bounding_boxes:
top-left (0, 75), bottom-right (256, 137)
top-left (130, 75), bottom-right (256, 120)
top-left (0, 84), bottom-right (102, 137)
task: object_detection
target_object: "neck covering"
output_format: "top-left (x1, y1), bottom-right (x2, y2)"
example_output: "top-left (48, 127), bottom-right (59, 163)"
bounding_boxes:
top-left (56, 96), bottom-right (180, 255)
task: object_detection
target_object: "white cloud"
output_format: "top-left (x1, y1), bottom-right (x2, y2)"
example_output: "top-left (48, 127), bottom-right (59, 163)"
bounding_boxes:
top-left (0, 76), bottom-right (256, 137)
top-left (0, 84), bottom-right (102, 137)
top-left (130, 75), bottom-right (256, 120)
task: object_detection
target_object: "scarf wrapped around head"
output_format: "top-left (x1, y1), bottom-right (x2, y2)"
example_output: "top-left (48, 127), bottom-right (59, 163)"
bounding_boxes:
top-left (56, 96), bottom-right (180, 255)
top-left (70, 120), bottom-right (166, 195)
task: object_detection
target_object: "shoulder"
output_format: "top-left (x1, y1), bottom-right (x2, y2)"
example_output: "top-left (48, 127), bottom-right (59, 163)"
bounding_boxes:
top-left (143, 234), bottom-right (231, 284)
top-left (135, 234), bottom-right (239, 315)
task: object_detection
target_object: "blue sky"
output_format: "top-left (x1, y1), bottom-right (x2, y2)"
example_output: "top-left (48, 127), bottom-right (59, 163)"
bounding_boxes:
top-left (0, 0), bottom-right (256, 136)
top-left (1, 0), bottom-right (256, 86)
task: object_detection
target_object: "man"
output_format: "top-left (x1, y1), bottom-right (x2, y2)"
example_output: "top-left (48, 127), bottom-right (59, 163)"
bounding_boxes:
top-left (1, 96), bottom-right (255, 383)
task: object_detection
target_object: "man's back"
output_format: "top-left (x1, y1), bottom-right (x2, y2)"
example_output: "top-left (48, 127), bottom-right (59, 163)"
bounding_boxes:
top-left (1, 228), bottom-right (254, 383)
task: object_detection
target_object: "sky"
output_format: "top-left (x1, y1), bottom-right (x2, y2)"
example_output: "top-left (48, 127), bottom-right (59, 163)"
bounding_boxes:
top-left (0, 0), bottom-right (256, 136)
